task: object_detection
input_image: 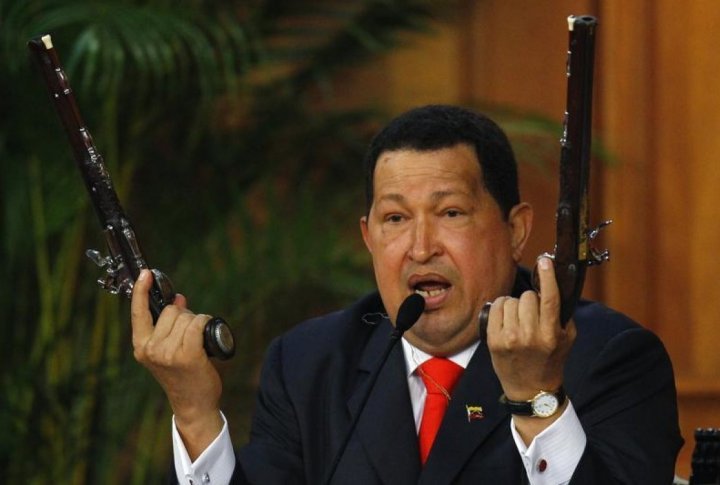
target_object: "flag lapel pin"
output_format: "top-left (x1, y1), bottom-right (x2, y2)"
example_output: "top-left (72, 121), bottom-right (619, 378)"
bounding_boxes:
top-left (466, 404), bottom-right (484, 422)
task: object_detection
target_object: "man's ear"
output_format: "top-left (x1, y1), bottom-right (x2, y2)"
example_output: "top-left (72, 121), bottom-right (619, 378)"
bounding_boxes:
top-left (507, 202), bottom-right (533, 262)
top-left (360, 215), bottom-right (372, 254)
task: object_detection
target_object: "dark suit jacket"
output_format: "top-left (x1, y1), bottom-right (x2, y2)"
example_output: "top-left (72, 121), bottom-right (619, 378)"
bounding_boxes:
top-left (231, 270), bottom-right (682, 484)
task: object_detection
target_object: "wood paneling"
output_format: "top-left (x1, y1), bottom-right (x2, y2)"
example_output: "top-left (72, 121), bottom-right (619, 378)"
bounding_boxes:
top-left (685, 2), bottom-right (720, 378)
top-left (653, 0), bottom-right (695, 375)
top-left (598, 0), bottom-right (657, 333)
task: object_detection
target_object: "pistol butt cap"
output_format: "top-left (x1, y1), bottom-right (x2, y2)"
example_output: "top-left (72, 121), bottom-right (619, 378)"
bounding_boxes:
top-left (41, 34), bottom-right (53, 49)
top-left (204, 317), bottom-right (235, 360)
top-left (478, 301), bottom-right (492, 342)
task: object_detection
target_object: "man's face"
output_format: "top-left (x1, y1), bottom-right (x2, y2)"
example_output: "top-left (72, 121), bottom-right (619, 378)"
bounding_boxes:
top-left (360, 143), bottom-right (532, 356)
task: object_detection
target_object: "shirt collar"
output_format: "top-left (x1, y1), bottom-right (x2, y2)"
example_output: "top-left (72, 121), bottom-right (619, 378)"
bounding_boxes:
top-left (401, 337), bottom-right (479, 378)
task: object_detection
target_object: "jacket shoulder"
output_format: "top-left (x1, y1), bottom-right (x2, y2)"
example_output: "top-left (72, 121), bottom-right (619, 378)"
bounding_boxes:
top-left (263, 292), bottom-right (388, 382)
top-left (567, 299), bottom-right (673, 395)
top-left (282, 291), bottom-right (386, 344)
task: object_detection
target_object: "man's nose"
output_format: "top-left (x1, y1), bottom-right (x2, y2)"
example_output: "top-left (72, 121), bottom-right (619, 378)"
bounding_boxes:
top-left (409, 217), bottom-right (441, 263)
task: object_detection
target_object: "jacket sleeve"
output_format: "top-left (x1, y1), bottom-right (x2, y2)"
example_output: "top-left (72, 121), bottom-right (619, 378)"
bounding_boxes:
top-left (234, 336), bottom-right (306, 485)
top-left (569, 326), bottom-right (683, 484)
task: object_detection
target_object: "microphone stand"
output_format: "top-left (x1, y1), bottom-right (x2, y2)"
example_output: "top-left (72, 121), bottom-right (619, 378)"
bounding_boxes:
top-left (322, 293), bottom-right (424, 485)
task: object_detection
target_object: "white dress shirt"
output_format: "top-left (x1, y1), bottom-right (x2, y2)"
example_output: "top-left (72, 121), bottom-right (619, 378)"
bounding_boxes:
top-left (400, 339), bottom-right (586, 485)
top-left (172, 413), bottom-right (235, 485)
top-left (172, 339), bottom-right (586, 484)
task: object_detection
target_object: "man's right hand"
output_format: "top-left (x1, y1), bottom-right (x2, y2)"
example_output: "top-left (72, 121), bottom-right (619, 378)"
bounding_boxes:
top-left (131, 269), bottom-right (224, 460)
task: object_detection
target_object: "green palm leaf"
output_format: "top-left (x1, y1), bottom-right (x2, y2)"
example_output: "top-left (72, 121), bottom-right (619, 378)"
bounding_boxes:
top-left (1, 0), bottom-right (447, 482)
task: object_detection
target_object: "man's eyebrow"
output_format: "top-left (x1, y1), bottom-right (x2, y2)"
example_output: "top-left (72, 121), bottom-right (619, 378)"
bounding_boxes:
top-left (430, 190), bottom-right (458, 202)
top-left (377, 193), bottom-right (406, 203)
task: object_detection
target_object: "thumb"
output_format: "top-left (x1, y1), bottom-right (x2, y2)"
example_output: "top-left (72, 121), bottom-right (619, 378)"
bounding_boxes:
top-left (131, 269), bottom-right (155, 347)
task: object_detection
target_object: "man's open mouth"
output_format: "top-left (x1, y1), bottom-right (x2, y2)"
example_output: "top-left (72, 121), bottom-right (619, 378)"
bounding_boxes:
top-left (414, 284), bottom-right (449, 298)
top-left (409, 274), bottom-right (451, 300)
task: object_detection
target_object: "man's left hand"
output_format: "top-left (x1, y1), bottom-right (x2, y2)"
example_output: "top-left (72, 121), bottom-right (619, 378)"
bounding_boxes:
top-left (485, 256), bottom-right (577, 439)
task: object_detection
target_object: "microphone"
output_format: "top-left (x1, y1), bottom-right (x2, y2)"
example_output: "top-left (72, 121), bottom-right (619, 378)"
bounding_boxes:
top-left (393, 292), bottom-right (425, 335)
top-left (323, 293), bottom-right (425, 485)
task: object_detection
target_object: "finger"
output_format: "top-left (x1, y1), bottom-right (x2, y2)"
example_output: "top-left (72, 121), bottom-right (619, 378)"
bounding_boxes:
top-left (131, 269), bottom-right (155, 348)
top-left (486, 296), bottom-right (507, 333)
top-left (518, 289), bottom-right (540, 329)
top-left (502, 297), bottom-right (520, 328)
top-left (152, 304), bottom-right (184, 342)
top-left (174, 293), bottom-right (188, 310)
top-left (182, 313), bottom-right (212, 357)
top-left (536, 256), bottom-right (561, 329)
top-left (160, 311), bottom-right (194, 357)
top-left (484, 297), bottom-right (506, 346)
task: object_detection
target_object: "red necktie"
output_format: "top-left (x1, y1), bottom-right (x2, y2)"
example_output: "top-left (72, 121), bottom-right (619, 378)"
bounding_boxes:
top-left (417, 357), bottom-right (464, 464)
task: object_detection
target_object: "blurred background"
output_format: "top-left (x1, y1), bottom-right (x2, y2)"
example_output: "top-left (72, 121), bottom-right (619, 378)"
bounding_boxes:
top-left (2, 0), bottom-right (718, 482)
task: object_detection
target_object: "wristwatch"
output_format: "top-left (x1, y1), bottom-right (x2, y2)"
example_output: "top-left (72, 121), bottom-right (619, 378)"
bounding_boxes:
top-left (500, 387), bottom-right (566, 418)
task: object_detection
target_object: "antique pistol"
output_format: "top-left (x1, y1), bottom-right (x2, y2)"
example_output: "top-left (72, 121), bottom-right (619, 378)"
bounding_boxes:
top-left (549, 15), bottom-right (610, 325)
top-left (479, 15), bottom-right (610, 336)
top-left (28, 34), bottom-right (235, 360)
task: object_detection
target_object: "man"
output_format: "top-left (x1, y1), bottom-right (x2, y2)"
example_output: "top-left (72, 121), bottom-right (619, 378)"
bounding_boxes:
top-left (132, 105), bottom-right (682, 484)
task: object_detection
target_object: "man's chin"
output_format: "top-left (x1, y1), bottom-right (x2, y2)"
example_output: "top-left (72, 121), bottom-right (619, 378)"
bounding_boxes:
top-left (404, 321), bottom-right (476, 356)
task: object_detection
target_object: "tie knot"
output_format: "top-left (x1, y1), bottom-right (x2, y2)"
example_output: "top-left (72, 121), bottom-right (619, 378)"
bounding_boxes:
top-left (419, 357), bottom-right (463, 396)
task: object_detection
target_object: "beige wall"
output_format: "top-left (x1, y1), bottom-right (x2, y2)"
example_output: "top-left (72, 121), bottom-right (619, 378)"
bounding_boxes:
top-left (369, 0), bottom-right (720, 476)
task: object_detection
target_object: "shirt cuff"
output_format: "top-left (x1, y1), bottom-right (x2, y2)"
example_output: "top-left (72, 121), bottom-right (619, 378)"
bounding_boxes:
top-left (172, 411), bottom-right (236, 485)
top-left (510, 400), bottom-right (586, 485)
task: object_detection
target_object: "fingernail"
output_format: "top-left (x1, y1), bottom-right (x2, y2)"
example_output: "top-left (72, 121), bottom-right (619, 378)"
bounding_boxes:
top-left (138, 269), bottom-right (147, 281)
top-left (539, 257), bottom-right (550, 270)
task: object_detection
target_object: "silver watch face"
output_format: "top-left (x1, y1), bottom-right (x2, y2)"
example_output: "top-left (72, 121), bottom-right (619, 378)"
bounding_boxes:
top-left (532, 392), bottom-right (559, 418)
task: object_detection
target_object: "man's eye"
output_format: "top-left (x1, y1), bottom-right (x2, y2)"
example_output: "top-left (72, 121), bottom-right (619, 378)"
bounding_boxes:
top-left (386, 214), bottom-right (404, 223)
top-left (445, 209), bottom-right (462, 218)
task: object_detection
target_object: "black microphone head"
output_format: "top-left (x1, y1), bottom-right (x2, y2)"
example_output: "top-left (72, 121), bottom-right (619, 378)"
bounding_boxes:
top-left (395, 293), bottom-right (425, 333)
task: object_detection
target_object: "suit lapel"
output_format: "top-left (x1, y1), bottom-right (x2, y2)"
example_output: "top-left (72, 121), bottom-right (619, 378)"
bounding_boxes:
top-left (347, 319), bottom-right (421, 485)
top-left (418, 342), bottom-right (509, 484)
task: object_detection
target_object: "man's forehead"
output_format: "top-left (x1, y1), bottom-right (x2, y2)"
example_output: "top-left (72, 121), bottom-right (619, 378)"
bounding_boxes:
top-left (375, 189), bottom-right (473, 204)
top-left (373, 147), bottom-right (483, 189)
top-left (375, 144), bottom-right (481, 176)
top-left (376, 143), bottom-right (479, 163)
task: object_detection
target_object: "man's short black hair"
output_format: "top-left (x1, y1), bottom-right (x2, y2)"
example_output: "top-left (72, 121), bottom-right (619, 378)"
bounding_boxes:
top-left (363, 105), bottom-right (520, 218)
